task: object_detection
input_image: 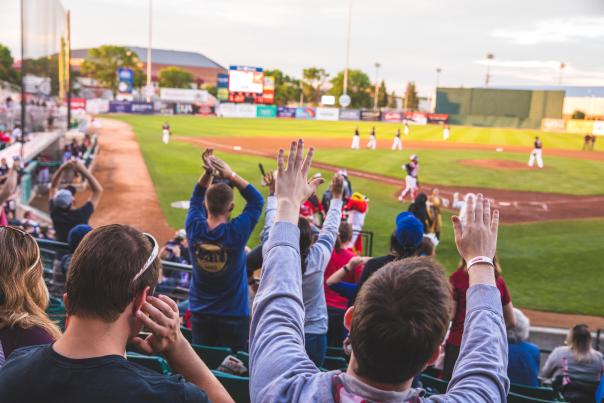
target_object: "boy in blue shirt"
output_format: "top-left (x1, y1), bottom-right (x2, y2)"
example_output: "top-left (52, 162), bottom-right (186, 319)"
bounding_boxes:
top-left (186, 149), bottom-right (264, 351)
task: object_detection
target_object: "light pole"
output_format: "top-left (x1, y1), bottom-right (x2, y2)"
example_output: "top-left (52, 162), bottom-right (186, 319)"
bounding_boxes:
top-left (558, 62), bottom-right (565, 85)
top-left (373, 62), bottom-right (381, 110)
top-left (343, 0), bottom-right (353, 97)
top-left (146, 0), bottom-right (153, 102)
top-left (485, 53), bottom-right (494, 87)
top-left (435, 67), bottom-right (442, 88)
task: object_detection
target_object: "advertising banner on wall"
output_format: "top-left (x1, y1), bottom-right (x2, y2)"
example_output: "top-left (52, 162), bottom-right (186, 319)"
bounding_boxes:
top-left (360, 110), bottom-right (382, 121)
top-left (260, 76), bottom-right (275, 104)
top-left (541, 118), bottom-right (566, 132)
top-left (257, 105), bottom-right (277, 118)
top-left (86, 99), bottom-right (110, 114)
top-left (217, 74), bottom-right (229, 102)
top-left (116, 67), bottom-right (134, 100)
top-left (131, 102), bottom-right (154, 114)
top-left (295, 107), bottom-right (316, 119)
top-left (404, 112), bottom-right (428, 125)
top-left (109, 101), bottom-right (132, 113)
top-left (427, 113), bottom-right (449, 124)
top-left (316, 107), bottom-right (339, 121)
top-left (592, 121), bottom-right (604, 135)
top-left (218, 103), bottom-right (257, 118)
top-left (339, 109), bottom-right (361, 120)
top-left (381, 110), bottom-right (403, 122)
top-left (160, 88), bottom-right (208, 104)
top-left (566, 119), bottom-right (594, 134)
top-left (277, 106), bottom-right (296, 118)
top-left (70, 98), bottom-right (87, 110)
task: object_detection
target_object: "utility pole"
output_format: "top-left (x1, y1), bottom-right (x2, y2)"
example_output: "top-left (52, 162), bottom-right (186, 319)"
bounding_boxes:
top-left (146, 0), bottom-right (153, 102)
top-left (20, 0), bottom-right (26, 132)
top-left (485, 53), bottom-right (494, 87)
top-left (343, 0), bottom-right (352, 96)
top-left (66, 10), bottom-right (71, 129)
top-left (373, 62), bottom-right (381, 110)
top-left (558, 62), bottom-right (565, 85)
top-left (435, 67), bottom-right (442, 88)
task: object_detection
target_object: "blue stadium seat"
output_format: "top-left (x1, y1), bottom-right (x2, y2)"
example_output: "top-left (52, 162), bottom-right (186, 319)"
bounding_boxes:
top-left (192, 344), bottom-right (232, 369)
top-left (212, 370), bottom-right (250, 403)
top-left (126, 352), bottom-right (171, 375)
top-left (510, 383), bottom-right (564, 401)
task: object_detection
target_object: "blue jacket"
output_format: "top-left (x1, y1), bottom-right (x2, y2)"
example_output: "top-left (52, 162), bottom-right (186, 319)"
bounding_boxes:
top-left (508, 341), bottom-right (540, 387)
top-left (186, 183), bottom-right (264, 317)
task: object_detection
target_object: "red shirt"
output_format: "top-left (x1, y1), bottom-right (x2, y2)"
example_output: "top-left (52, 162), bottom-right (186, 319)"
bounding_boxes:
top-left (324, 248), bottom-right (358, 310)
top-left (447, 267), bottom-right (511, 347)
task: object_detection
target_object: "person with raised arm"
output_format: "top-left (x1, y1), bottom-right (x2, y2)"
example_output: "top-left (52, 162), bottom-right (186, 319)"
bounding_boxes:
top-left (250, 139), bottom-right (508, 401)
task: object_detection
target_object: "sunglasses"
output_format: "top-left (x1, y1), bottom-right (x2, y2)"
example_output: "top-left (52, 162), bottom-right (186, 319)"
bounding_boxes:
top-left (131, 233), bottom-right (159, 283)
top-left (0, 225), bottom-right (41, 271)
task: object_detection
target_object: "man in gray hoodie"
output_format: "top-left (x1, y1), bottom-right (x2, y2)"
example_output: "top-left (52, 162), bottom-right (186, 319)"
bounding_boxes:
top-left (250, 139), bottom-right (509, 402)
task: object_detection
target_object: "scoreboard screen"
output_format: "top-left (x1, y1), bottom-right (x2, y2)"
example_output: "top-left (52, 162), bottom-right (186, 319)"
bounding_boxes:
top-left (228, 66), bottom-right (264, 94)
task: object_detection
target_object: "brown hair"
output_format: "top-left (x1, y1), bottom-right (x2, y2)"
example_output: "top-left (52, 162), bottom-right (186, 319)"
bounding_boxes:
top-left (335, 222), bottom-right (353, 252)
top-left (66, 224), bottom-right (161, 322)
top-left (566, 324), bottom-right (594, 362)
top-left (0, 226), bottom-right (61, 340)
top-left (298, 217), bottom-right (313, 273)
top-left (350, 257), bottom-right (451, 384)
top-left (205, 183), bottom-right (234, 216)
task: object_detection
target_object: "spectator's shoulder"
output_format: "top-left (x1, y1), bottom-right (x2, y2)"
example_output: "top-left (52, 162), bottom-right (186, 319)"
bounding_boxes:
top-left (1, 344), bottom-right (47, 372)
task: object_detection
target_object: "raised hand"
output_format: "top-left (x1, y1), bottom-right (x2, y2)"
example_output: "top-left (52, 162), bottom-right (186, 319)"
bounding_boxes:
top-left (131, 294), bottom-right (184, 355)
top-left (331, 174), bottom-right (344, 199)
top-left (451, 193), bottom-right (499, 262)
top-left (201, 148), bottom-right (214, 173)
top-left (275, 139), bottom-right (323, 224)
top-left (209, 155), bottom-right (234, 179)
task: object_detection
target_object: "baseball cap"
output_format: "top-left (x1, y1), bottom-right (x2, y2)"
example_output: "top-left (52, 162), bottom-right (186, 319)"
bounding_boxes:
top-left (53, 189), bottom-right (73, 209)
top-left (394, 212), bottom-right (423, 249)
top-left (410, 154), bottom-right (419, 161)
top-left (67, 224), bottom-right (93, 252)
top-left (175, 229), bottom-right (187, 240)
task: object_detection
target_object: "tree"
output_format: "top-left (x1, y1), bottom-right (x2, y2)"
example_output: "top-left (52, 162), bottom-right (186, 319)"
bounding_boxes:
top-left (388, 91), bottom-right (397, 108)
top-left (571, 110), bottom-right (586, 120)
top-left (0, 44), bottom-right (19, 85)
top-left (377, 80), bottom-right (388, 108)
top-left (80, 45), bottom-right (145, 93)
top-left (302, 67), bottom-right (329, 105)
top-left (203, 84), bottom-right (217, 97)
top-left (264, 68), bottom-right (302, 106)
top-left (159, 66), bottom-right (194, 88)
top-left (403, 81), bottom-right (419, 111)
top-left (328, 69), bottom-right (372, 108)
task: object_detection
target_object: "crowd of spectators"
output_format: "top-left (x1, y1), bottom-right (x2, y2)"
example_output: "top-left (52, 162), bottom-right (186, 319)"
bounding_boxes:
top-left (0, 140), bottom-right (602, 402)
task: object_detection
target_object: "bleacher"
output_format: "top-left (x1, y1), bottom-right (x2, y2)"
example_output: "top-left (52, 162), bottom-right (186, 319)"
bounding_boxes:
top-left (36, 238), bottom-right (587, 402)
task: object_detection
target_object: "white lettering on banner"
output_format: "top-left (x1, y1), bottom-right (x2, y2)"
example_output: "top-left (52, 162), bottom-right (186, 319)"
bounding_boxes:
top-left (593, 121), bottom-right (604, 136)
top-left (321, 95), bottom-right (336, 106)
top-left (217, 103), bottom-right (257, 118)
top-left (316, 107), bottom-right (339, 121)
top-left (160, 88), bottom-right (208, 103)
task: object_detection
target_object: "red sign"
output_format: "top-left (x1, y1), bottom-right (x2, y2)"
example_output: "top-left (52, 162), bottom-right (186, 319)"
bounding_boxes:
top-left (70, 98), bottom-right (87, 110)
top-left (427, 113), bottom-right (449, 123)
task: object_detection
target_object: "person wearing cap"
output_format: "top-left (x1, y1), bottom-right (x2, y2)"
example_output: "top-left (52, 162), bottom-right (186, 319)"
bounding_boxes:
top-left (398, 154), bottom-right (420, 202)
top-left (49, 160), bottom-right (103, 242)
top-left (160, 229), bottom-right (190, 265)
top-left (50, 224), bottom-right (93, 297)
top-left (351, 211), bottom-right (424, 304)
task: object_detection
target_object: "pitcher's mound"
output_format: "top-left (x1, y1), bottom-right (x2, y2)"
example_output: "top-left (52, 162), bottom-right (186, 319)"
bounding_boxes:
top-left (459, 159), bottom-right (532, 170)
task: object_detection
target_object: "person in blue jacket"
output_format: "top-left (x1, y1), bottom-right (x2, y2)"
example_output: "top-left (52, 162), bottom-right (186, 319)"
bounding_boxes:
top-left (186, 148), bottom-right (264, 352)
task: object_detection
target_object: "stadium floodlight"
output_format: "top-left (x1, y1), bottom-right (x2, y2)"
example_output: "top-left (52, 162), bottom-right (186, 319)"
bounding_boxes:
top-left (373, 62), bottom-right (381, 110)
top-left (484, 53), bottom-right (494, 87)
top-left (146, 0), bottom-right (153, 102)
top-left (343, 0), bottom-right (353, 97)
top-left (436, 67), bottom-right (442, 88)
top-left (558, 62), bottom-right (565, 85)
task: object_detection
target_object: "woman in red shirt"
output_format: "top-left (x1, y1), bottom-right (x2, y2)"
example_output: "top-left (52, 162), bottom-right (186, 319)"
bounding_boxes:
top-left (443, 257), bottom-right (516, 379)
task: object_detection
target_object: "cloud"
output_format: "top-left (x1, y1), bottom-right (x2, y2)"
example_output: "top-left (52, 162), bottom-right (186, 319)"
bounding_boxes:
top-left (492, 17), bottom-right (604, 45)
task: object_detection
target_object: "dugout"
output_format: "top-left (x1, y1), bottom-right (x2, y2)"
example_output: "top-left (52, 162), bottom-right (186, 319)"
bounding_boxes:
top-left (435, 88), bottom-right (564, 129)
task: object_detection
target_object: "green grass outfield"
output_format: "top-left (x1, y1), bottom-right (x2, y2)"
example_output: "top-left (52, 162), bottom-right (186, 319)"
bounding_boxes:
top-left (113, 115), bottom-right (604, 195)
top-left (109, 115), bottom-right (604, 316)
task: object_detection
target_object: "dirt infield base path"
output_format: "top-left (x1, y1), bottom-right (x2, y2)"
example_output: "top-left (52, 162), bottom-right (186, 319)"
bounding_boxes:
top-left (91, 118), bottom-right (175, 243)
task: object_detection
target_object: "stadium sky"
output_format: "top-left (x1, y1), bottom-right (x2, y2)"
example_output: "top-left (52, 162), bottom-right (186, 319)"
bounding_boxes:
top-left (1, 0), bottom-right (603, 96)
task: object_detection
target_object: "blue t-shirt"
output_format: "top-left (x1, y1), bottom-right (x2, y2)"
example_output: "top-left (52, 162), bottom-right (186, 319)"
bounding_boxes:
top-left (507, 341), bottom-right (540, 387)
top-left (186, 183), bottom-right (263, 317)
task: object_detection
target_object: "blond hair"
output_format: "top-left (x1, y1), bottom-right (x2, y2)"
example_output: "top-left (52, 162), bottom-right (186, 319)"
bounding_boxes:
top-left (0, 227), bottom-right (61, 340)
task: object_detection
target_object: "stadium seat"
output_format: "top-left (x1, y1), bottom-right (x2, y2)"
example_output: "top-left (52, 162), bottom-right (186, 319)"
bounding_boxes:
top-left (126, 352), bottom-right (171, 375)
top-left (192, 344), bottom-right (232, 369)
top-left (212, 370), bottom-right (250, 403)
top-left (321, 355), bottom-right (348, 371)
top-left (510, 383), bottom-right (563, 401)
top-left (419, 373), bottom-right (448, 395)
top-left (235, 351), bottom-right (249, 369)
top-left (46, 296), bottom-right (66, 331)
top-left (507, 392), bottom-right (564, 403)
top-left (326, 346), bottom-right (348, 361)
top-left (180, 326), bottom-right (192, 343)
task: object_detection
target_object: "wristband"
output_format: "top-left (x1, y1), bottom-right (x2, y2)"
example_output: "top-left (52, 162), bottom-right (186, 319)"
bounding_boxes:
top-left (230, 172), bottom-right (237, 179)
top-left (467, 256), bottom-right (494, 269)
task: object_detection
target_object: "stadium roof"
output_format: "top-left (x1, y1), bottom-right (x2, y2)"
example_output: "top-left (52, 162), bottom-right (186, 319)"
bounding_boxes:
top-left (72, 47), bottom-right (225, 70)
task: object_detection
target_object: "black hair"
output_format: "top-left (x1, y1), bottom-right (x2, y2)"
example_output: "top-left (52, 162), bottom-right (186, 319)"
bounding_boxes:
top-left (298, 217), bottom-right (313, 274)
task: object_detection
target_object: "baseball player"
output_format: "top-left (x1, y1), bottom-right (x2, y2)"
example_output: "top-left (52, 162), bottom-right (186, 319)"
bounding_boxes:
top-left (366, 126), bottom-right (377, 150)
top-left (392, 128), bottom-right (403, 150)
top-left (403, 120), bottom-right (410, 136)
top-left (162, 121), bottom-right (171, 145)
top-left (398, 154), bottom-right (419, 202)
top-left (528, 136), bottom-right (544, 168)
top-left (443, 124), bottom-right (450, 141)
top-left (351, 127), bottom-right (361, 150)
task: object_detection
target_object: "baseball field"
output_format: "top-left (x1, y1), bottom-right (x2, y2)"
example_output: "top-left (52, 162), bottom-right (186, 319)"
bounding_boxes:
top-left (106, 115), bottom-right (604, 317)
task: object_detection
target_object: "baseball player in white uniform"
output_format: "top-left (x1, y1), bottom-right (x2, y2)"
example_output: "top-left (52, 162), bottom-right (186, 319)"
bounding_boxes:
top-left (443, 124), bottom-right (450, 141)
top-left (398, 154), bottom-right (419, 202)
top-left (392, 129), bottom-right (403, 150)
top-left (528, 136), bottom-right (544, 168)
top-left (366, 126), bottom-right (377, 150)
top-left (162, 122), bottom-right (171, 145)
top-left (351, 127), bottom-right (360, 150)
top-left (403, 120), bottom-right (410, 136)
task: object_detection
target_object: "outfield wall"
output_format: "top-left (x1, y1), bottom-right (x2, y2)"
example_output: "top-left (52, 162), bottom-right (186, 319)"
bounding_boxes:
top-left (435, 88), bottom-right (564, 129)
